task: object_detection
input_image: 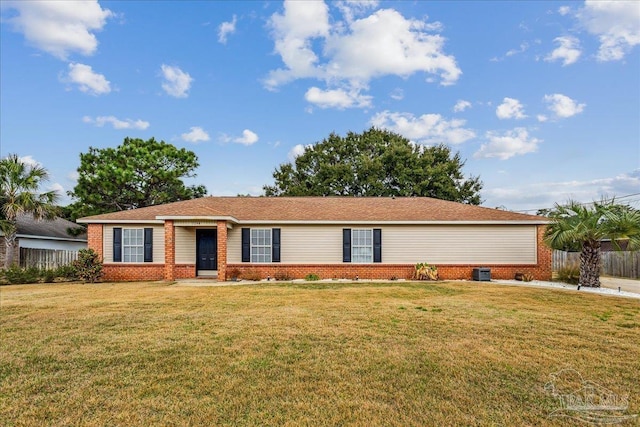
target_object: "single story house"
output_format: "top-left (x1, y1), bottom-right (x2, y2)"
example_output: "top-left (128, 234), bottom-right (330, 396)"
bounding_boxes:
top-left (0, 214), bottom-right (87, 266)
top-left (77, 196), bottom-right (552, 282)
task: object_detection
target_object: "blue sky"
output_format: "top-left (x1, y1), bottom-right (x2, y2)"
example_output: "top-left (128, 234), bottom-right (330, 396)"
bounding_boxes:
top-left (1, 0), bottom-right (639, 212)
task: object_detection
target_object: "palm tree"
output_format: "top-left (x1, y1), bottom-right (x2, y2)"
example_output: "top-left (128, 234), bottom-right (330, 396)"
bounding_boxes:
top-left (0, 154), bottom-right (59, 268)
top-left (544, 199), bottom-right (640, 287)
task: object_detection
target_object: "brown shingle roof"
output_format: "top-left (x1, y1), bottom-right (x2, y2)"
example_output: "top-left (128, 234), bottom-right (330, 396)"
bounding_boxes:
top-left (78, 197), bottom-right (546, 223)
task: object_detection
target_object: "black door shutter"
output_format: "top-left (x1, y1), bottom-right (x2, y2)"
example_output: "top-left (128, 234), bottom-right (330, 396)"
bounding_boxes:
top-left (343, 229), bottom-right (351, 263)
top-left (373, 229), bottom-right (382, 263)
top-left (272, 228), bottom-right (281, 263)
top-left (241, 228), bottom-right (250, 262)
top-left (113, 228), bottom-right (122, 262)
top-left (144, 228), bottom-right (153, 262)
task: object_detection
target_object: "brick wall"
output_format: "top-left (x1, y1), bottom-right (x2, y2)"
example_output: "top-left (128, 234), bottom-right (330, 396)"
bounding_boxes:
top-left (175, 264), bottom-right (196, 279)
top-left (164, 220), bottom-right (175, 281)
top-left (217, 221), bottom-right (228, 281)
top-left (103, 264), bottom-right (165, 281)
top-left (87, 224), bottom-right (103, 260)
top-left (226, 262), bottom-right (551, 281)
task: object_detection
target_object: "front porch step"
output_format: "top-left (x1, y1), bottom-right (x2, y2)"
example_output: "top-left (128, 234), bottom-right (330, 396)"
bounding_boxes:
top-left (196, 270), bottom-right (218, 278)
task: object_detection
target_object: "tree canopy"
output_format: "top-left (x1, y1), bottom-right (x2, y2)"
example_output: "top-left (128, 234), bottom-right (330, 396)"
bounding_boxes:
top-left (1, 154), bottom-right (59, 267)
top-left (263, 127), bottom-right (483, 204)
top-left (67, 137), bottom-right (207, 219)
top-left (544, 199), bottom-right (640, 287)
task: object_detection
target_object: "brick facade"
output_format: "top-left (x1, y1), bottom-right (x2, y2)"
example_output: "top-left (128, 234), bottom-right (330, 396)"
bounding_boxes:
top-left (216, 221), bottom-right (228, 281)
top-left (88, 222), bottom-right (552, 283)
top-left (164, 220), bottom-right (175, 281)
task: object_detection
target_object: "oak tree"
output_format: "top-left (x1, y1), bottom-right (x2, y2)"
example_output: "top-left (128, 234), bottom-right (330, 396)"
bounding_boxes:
top-left (264, 127), bottom-right (482, 204)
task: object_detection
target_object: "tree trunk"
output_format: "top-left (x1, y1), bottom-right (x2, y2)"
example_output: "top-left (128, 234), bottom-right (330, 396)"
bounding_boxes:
top-left (579, 241), bottom-right (601, 287)
top-left (4, 234), bottom-right (17, 268)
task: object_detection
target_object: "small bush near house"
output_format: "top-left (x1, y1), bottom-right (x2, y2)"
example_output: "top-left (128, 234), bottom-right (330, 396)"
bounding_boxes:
top-left (274, 272), bottom-right (293, 281)
top-left (305, 273), bottom-right (320, 281)
top-left (241, 268), bottom-right (262, 281)
top-left (228, 268), bottom-right (242, 280)
top-left (56, 265), bottom-right (77, 280)
top-left (73, 249), bottom-right (103, 283)
top-left (1, 266), bottom-right (40, 284)
top-left (415, 262), bottom-right (438, 280)
top-left (555, 264), bottom-right (580, 285)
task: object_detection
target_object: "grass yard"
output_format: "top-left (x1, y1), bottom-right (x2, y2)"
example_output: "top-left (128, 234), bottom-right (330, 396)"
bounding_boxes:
top-left (1, 281), bottom-right (639, 426)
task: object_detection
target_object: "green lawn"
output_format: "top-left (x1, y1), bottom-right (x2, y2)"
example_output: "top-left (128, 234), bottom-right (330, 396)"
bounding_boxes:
top-left (1, 281), bottom-right (639, 426)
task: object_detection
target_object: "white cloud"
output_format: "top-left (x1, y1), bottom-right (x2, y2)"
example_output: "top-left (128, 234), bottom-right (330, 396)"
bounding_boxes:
top-left (18, 155), bottom-right (41, 168)
top-left (545, 36), bottom-right (581, 66)
top-left (558, 6), bottom-right (571, 16)
top-left (389, 88), bottom-right (404, 100)
top-left (453, 100), bottom-right (472, 113)
top-left (48, 182), bottom-right (65, 195)
top-left (218, 15), bottom-right (237, 44)
top-left (234, 129), bottom-right (259, 146)
top-left (335, 0), bottom-right (379, 23)
top-left (304, 86), bottom-right (372, 109)
top-left (483, 170), bottom-right (640, 212)
top-left (265, 2), bottom-right (460, 107)
top-left (181, 126), bottom-right (210, 143)
top-left (67, 171), bottom-right (79, 182)
top-left (370, 110), bottom-right (476, 145)
top-left (288, 143), bottom-right (310, 161)
top-left (577, 0), bottom-right (640, 61)
top-left (83, 115), bottom-right (149, 130)
top-left (537, 114), bottom-right (548, 122)
top-left (543, 93), bottom-right (586, 118)
top-left (65, 63), bottom-right (111, 95)
top-left (496, 97), bottom-right (527, 120)
top-left (160, 64), bottom-right (193, 98)
top-left (2, 0), bottom-right (113, 60)
top-left (505, 42), bottom-right (529, 57)
top-left (474, 128), bottom-right (541, 160)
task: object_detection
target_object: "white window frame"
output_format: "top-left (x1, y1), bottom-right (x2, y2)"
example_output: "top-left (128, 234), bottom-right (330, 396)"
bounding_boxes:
top-left (251, 228), bottom-right (272, 263)
top-left (122, 228), bottom-right (144, 263)
top-left (352, 229), bottom-right (373, 263)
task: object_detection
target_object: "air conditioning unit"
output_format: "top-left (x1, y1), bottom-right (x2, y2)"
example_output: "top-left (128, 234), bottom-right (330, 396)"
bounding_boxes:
top-left (472, 267), bottom-right (491, 281)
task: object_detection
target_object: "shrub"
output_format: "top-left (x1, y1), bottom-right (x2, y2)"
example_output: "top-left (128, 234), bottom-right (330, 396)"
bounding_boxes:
top-left (555, 264), bottom-right (579, 285)
top-left (305, 273), bottom-right (320, 281)
top-left (228, 268), bottom-right (242, 280)
top-left (42, 269), bottom-right (57, 283)
top-left (2, 266), bottom-right (40, 284)
top-left (415, 262), bottom-right (438, 280)
top-left (241, 268), bottom-right (262, 281)
top-left (73, 249), bottom-right (103, 283)
top-left (56, 265), bottom-right (77, 280)
top-left (274, 272), bottom-right (293, 281)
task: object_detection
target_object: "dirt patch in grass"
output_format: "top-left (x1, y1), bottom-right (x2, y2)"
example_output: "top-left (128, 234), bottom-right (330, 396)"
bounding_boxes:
top-left (1, 281), bottom-right (638, 426)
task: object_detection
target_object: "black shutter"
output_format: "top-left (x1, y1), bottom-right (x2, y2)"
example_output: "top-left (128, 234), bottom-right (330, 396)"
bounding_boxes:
top-left (272, 228), bottom-right (281, 263)
top-left (241, 228), bottom-right (250, 262)
top-left (373, 229), bottom-right (382, 263)
top-left (113, 228), bottom-right (122, 262)
top-left (144, 228), bottom-right (153, 262)
top-left (343, 229), bottom-right (351, 263)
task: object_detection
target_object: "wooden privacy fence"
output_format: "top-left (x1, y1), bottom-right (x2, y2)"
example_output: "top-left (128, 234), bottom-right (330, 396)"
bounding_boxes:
top-left (553, 250), bottom-right (639, 279)
top-left (20, 248), bottom-right (79, 270)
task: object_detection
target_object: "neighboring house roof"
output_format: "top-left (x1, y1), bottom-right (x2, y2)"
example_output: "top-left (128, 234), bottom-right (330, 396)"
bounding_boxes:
top-left (1, 214), bottom-right (87, 242)
top-left (78, 197), bottom-right (547, 224)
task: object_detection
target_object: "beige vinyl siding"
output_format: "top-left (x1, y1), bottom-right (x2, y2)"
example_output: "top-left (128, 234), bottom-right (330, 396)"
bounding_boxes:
top-left (227, 227), bottom-right (242, 264)
top-left (103, 224), bottom-right (165, 264)
top-left (175, 227), bottom-right (196, 264)
top-left (381, 225), bottom-right (536, 265)
top-left (227, 224), bottom-right (536, 265)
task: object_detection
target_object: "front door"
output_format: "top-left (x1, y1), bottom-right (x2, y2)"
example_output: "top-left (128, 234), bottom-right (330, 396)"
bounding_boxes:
top-left (196, 229), bottom-right (217, 271)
